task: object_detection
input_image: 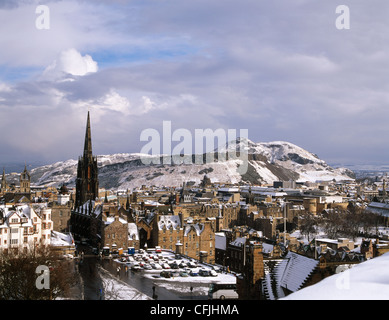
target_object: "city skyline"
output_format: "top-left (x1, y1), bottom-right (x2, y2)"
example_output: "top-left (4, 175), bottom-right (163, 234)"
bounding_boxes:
top-left (1, 1), bottom-right (389, 167)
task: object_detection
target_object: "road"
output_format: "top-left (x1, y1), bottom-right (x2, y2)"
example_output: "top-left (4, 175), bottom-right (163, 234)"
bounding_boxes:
top-left (76, 256), bottom-right (207, 300)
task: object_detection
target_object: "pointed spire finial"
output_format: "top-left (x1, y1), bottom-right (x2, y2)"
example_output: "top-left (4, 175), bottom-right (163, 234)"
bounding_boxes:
top-left (83, 111), bottom-right (93, 159)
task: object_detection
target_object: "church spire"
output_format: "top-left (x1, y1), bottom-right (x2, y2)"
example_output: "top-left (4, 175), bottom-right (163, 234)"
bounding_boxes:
top-left (1, 167), bottom-right (6, 192)
top-left (75, 111), bottom-right (99, 208)
top-left (83, 111), bottom-right (93, 160)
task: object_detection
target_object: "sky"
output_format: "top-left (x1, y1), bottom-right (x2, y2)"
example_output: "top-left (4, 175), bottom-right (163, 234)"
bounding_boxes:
top-left (0, 0), bottom-right (389, 169)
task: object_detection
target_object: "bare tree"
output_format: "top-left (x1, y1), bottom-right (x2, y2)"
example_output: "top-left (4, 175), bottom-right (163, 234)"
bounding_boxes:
top-left (299, 213), bottom-right (317, 242)
top-left (0, 245), bottom-right (77, 300)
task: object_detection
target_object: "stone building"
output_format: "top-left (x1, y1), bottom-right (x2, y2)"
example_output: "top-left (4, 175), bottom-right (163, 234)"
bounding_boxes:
top-left (182, 218), bottom-right (215, 264)
top-left (102, 214), bottom-right (129, 252)
top-left (0, 168), bottom-right (8, 194)
top-left (19, 165), bottom-right (31, 194)
top-left (147, 213), bottom-right (216, 264)
top-left (50, 185), bottom-right (72, 233)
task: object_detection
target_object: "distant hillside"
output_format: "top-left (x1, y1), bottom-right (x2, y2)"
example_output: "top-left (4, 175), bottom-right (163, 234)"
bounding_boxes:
top-left (4, 139), bottom-right (355, 190)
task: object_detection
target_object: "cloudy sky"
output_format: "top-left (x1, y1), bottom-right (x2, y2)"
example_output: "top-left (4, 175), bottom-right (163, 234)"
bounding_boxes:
top-left (0, 0), bottom-right (388, 168)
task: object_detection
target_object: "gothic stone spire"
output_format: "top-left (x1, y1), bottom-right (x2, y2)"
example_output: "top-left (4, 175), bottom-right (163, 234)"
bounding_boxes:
top-left (84, 111), bottom-right (93, 160)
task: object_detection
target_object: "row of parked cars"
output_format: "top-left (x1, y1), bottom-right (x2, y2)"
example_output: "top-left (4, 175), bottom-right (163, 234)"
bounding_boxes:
top-left (158, 268), bottom-right (218, 279)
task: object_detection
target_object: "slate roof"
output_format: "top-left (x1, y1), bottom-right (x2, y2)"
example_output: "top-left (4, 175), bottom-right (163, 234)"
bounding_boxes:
top-left (262, 251), bottom-right (318, 300)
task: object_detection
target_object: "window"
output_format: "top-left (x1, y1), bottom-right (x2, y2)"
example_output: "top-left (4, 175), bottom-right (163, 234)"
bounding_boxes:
top-left (11, 239), bottom-right (18, 245)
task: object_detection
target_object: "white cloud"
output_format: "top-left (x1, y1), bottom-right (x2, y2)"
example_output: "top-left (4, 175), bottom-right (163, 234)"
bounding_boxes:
top-left (43, 48), bottom-right (98, 80)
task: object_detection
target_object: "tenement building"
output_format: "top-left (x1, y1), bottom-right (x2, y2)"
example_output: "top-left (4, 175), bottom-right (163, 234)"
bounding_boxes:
top-left (0, 204), bottom-right (53, 252)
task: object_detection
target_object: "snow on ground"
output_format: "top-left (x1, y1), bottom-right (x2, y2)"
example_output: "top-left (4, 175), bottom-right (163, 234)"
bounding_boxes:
top-left (98, 266), bottom-right (152, 300)
top-left (282, 252), bottom-right (389, 300)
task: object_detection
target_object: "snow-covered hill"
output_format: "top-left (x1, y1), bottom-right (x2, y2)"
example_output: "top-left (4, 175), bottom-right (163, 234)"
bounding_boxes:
top-left (15, 139), bottom-right (354, 190)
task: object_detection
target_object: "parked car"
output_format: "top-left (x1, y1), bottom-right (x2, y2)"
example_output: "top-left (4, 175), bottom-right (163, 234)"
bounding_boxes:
top-left (180, 271), bottom-right (189, 277)
top-left (187, 261), bottom-right (197, 268)
top-left (170, 263), bottom-right (180, 269)
top-left (143, 264), bottom-right (152, 270)
top-left (189, 270), bottom-right (199, 276)
top-left (211, 266), bottom-right (221, 273)
top-left (179, 262), bottom-right (187, 268)
top-left (210, 270), bottom-right (218, 277)
top-left (162, 263), bottom-right (171, 269)
top-left (199, 269), bottom-right (210, 277)
top-left (131, 264), bottom-right (142, 271)
top-left (160, 271), bottom-right (171, 278)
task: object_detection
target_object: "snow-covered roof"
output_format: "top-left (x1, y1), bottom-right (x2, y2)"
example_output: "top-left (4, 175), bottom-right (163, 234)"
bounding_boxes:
top-left (128, 223), bottom-right (139, 240)
top-left (158, 215), bottom-right (181, 230)
top-left (230, 237), bottom-right (246, 247)
top-left (50, 231), bottom-right (75, 247)
top-left (215, 232), bottom-right (227, 250)
top-left (282, 252), bottom-right (389, 300)
top-left (184, 223), bottom-right (204, 236)
top-left (276, 251), bottom-right (318, 293)
top-left (106, 216), bottom-right (127, 225)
